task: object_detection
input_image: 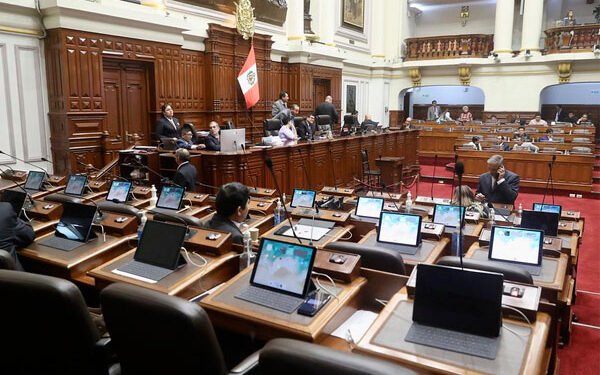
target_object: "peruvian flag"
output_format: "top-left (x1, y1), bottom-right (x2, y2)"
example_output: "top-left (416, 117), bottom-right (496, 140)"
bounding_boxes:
top-left (237, 44), bottom-right (260, 109)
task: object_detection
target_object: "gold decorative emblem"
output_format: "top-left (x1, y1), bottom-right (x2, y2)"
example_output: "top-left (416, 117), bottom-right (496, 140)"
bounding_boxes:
top-left (409, 68), bottom-right (422, 87)
top-left (557, 62), bottom-right (571, 83)
top-left (458, 66), bottom-right (471, 85)
top-left (234, 0), bottom-right (256, 40)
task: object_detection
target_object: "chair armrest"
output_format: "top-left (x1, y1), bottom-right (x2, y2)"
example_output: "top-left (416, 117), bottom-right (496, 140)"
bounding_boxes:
top-left (229, 349), bottom-right (261, 375)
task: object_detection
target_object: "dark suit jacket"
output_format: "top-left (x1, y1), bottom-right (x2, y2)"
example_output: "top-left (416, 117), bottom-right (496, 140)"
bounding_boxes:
top-left (476, 170), bottom-right (520, 205)
top-left (556, 110), bottom-right (569, 122)
top-left (156, 116), bottom-right (181, 140)
top-left (204, 214), bottom-right (243, 244)
top-left (498, 143), bottom-right (510, 151)
top-left (176, 138), bottom-right (195, 150)
top-left (205, 134), bottom-right (221, 151)
top-left (315, 101), bottom-right (339, 124)
top-left (296, 120), bottom-right (313, 140)
top-left (361, 119), bottom-right (379, 131)
top-left (173, 162), bottom-right (197, 193)
top-left (0, 202), bottom-right (35, 270)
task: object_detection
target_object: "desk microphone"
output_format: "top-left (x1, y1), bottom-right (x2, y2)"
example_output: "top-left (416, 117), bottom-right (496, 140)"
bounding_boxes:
top-left (265, 157), bottom-right (302, 244)
top-left (1, 150), bottom-right (55, 187)
top-left (240, 143), bottom-right (259, 193)
top-left (449, 153), bottom-right (458, 200)
top-left (296, 148), bottom-right (311, 188)
top-left (455, 161), bottom-right (465, 270)
top-left (430, 154), bottom-right (438, 201)
top-left (380, 182), bottom-right (401, 212)
top-left (0, 165), bottom-right (36, 209)
top-left (147, 209), bottom-right (192, 237)
top-left (327, 148), bottom-right (338, 191)
top-left (541, 154), bottom-right (556, 206)
top-left (79, 195), bottom-right (105, 222)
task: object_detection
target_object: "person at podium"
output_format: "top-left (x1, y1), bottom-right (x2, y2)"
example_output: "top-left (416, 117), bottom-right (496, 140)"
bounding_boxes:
top-left (475, 154), bottom-right (520, 205)
top-left (155, 103), bottom-right (181, 141)
top-left (204, 182), bottom-right (250, 244)
top-left (205, 121), bottom-right (221, 151)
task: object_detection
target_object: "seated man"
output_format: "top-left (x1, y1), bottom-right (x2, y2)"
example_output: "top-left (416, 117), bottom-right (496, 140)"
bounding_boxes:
top-left (512, 139), bottom-right (539, 153)
top-left (577, 113), bottom-right (589, 125)
top-left (361, 114), bottom-right (378, 131)
top-left (205, 121), bottom-right (221, 151)
top-left (495, 136), bottom-right (510, 151)
top-left (0, 202), bottom-right (35, 270)
top-left (475, 154), bottom-right (519, 205)
top-left (176, 128), bottom-right (204, 150)
top-left (566, 111), bottom-right (577, 124)
top-left (204, 182), bottom-right (250, 244)
top-left (403, 116), bottom-right (413, 130)
top-left (296, 114), bottom-right (315, 140)
top-left (528, 114), bottom-right (547, 126)
top-left (466, 136), bottom-right (482, 150)
top-left (512, 126), bottom-right (532, 141)
top-left (173, 148), bottom-right (198, 193)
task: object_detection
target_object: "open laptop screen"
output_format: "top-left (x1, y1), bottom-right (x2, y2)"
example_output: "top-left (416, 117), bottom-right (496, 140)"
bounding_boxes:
top-left (520, 209), bottom-right (559, 237)
top-left (377, 212), bottom-right (421, 247)
top-left (156, 186), bottom-right (185, 210)
top-left (489, 226), bottom-right (543, 266)
top-left (134, 220), bottom-right (187, 269)
top-left (290, 189), bottom-right (316, 208)
top-left (24, 171), bottom-right (45, 191)
top-left (432, 204), bottom-right (465, 228)
top-left (54, 202), bottom-right (97, 242)
top-left (1, 189), bottom-right (26, 214)
top-left (106, 181), bottom-right (132, 203)
top-left (413, 264), bottom-right (503, 337)
top-left (250, 238), bottom-right (316, 298)
top-left (64, 175), bottom-right (87, 196)
top-left (355, 196), bottom-right (384, 219)
top-left (532, 203), bottom-right (562, 217)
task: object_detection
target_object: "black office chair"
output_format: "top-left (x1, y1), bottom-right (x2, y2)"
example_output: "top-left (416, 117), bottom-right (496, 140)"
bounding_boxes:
top-left (293, 116), bottom-right (304, 126)
top-left (0, 270), bottom-right (116, 375)
top-left (360, 149), bottom-right (381, 187)
top-left (436, 256), bottom-right (534, 284)
top-left (44, 193), bottom-right (84, 204)
top-left (100, 282), bottom-right (257, 375)
top-left (264, 118), bottom-right (282, 137)
top-left (151, 210), bottom-right (205, 228)
top-left (222, 120), bottom-right (235, 130)
top-left (0, 249), bottom-right (16, 270)
top-left (258, 338), bottom-right (423, 375)
top-left (324, 242), bottom-right (406, 275)
top-left (97, 201), bottom-right (142, 223)
top-left (182, 123), bottom-right (198, 144)
top-left (316, 115), bottom-right (332, 132)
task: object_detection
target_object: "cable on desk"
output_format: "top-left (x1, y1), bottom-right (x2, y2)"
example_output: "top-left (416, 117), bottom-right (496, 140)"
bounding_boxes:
top-left (182, 247), bottom-right (207, 268)
top-left (92, 223), bottom-right (106, 242)
top-left (311, 271), bottom-right (339, 303)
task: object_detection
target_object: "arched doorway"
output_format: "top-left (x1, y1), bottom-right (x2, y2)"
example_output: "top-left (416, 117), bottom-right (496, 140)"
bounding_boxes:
top-left (398, 85), bottom-right (486, 121)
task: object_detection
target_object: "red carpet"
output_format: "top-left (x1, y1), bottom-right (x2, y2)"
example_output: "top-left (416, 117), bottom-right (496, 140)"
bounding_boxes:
top-left (573, 293), bottom-right (600, 327)
top-left (558, 325), bottom-right (600, 375)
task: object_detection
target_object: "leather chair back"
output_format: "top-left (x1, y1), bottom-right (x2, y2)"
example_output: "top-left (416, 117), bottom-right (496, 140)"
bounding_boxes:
top-left (436, 256), bottom-right (533, 284)
top-left (258, 338), bottom-right (423, 375)
top-left (151, 210), bottom-right (205, 228)
top-left (101, 282), bottom-right (228, 375)
top-left (0, 270), bottom-right (103, 375)
top-left (44, 193), bottom-right (84, 204)
top-left (324, 241), bottom-right (406, 275)
top-left (0, 249), bottom-right (16, 270)
top-left (222, 120), bottom-right (235, 130)
top-left (182, 123), bottom-right (198, 143)
top-left (264, 118), bottom-right (282, 137)
top-left (97, 201), bottom-right (142, 223)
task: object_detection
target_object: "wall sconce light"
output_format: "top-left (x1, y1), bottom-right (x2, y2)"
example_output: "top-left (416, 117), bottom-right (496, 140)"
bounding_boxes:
top-left (460, 6), bottom-right (469, 27)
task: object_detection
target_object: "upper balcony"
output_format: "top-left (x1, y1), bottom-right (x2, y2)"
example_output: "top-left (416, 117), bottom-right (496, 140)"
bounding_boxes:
top-left (544, 23), bottom-right (600, 55)
top-left (405, 34), bottom-right (493, 61)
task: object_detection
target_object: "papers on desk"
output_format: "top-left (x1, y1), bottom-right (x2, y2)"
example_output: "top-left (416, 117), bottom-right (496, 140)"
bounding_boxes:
top-left (282, 224), bottom-right (329, 241)
top-left (331, 310), bottom-right (378, 343)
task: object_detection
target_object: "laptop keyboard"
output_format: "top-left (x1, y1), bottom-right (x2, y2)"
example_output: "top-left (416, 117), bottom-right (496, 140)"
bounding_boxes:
top-left (235, 285), bottom-right (304, 314)
top-left (38, 235), bottom-right (85, 251)
top-left (405, 323), bottom-right (499, 359)
top-left (515, 263), bottom-right (542, 276)
top-left (117, 260), bottom-right (172, 282)
top-left (375, 241), bottom-right (420, 255)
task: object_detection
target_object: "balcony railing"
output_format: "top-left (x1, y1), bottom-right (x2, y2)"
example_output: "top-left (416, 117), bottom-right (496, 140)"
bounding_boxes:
top-left (544, 24), bottom-right (600, 54)
top-left (405, 34), bottom-right (494, 61)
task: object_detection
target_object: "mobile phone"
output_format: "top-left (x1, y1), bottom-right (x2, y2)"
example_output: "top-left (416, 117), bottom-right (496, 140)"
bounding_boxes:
top-left (297, 291), bottom-right (332, 317)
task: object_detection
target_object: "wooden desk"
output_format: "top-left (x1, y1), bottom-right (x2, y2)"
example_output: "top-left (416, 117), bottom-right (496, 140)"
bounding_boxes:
top-left (89, 249), bottom-right (239, 299)
top-left (199, 212), bottom-right (275, 237)
top-left (95, 212), bottom-right (138, 236)
top-left (200, 267), bottom-right (367, 342)
top-left (262, 220), bottom-right (353, 249)
top-left (356, 293), bottom-right (550, 375)
top-left (19, 232), bottom-right (136, 285)
top-left (375, 157), bottom-right (404, 187)
top-left (25, 200), bottom-right (63, 221)
top-left (30, 219), bottom-right (60, 237)
top-left (184, 192), bottom-right (209, 206)
top-left (290, 207), bottom-right (350, 224)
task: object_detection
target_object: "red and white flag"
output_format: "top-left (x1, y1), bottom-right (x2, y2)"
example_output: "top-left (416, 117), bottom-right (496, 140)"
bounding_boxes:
top-left (237, 44), bottom-right (260, 109)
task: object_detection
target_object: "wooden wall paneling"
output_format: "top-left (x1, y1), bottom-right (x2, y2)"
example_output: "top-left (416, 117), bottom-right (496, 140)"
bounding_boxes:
top-left (389, 110), bottom-right (404, 126)
top-left (263, 148), bottom-right (289, 193)
top-left (330, 141), bottom-right (345, 188)
top-left (309, 143), bottom-right (329, 191)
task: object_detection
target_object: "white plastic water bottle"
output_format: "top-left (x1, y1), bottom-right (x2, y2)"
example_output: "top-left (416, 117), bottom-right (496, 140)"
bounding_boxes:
top-left (282, 193), bottom-right (286, 205)
top-left (488, 208), bottom-right (495, 228)
top-left (239, 231), bottom-right (255, 271)
top-left (149, 184), bottom-right (158, 208)
top-left (406, 191), bottom-right (413, 213)
top-left (137, 212), bottom-right (147, 241)
top-left (274, 199), bottom-right (284, 225)
top-left (518, 203), bottom-right (523, 218)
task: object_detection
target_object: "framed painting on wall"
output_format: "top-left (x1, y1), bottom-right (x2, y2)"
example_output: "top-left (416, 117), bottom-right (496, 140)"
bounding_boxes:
top-left (342, 0), bottom-right (365, 32)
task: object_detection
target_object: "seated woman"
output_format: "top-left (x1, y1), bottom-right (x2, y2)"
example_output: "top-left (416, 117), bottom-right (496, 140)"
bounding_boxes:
top-left (437, 108), bottom-right (454, 123)
top-left (458, 106), bottom-right (473, 122)
top-left (451, 185), bottom-right (488, 218)
top-left (278, 114), bottom-right (298, 146)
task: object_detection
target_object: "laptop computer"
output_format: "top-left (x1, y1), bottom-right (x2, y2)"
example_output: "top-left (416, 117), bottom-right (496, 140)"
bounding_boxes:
top-left (1, 189), bottom-right (27, 214)
top-left (532, 203), bottom-right (562, 217)
top-left (235, 238), bottom-right (317, 313)
top-left (220, 129), bottom-right (246, 153)
top-left (106, 180), bottom-right (132, 203)
top-left (38, 202), bottom-right (98, 251)
top-left (64, 175), bottom-right (87, 196)
top-left (112, 220), bottom-right (187, 283)
top-left (405, 263), bottom-right (503, 359)
top-left (352, 196), bottom-right (384, 221)
top-left (155, 185), bottom-right (185, 212)
top-left (375, 212), bottom-right (422, 255)
top-left (520, 209), bottom-right (559, 237)
top-left (23, 170), bottom-right (45, 194)
top-left (432, 204), bottom-right (465, 231)
top-left (489, 226), bottom-right (544, 276)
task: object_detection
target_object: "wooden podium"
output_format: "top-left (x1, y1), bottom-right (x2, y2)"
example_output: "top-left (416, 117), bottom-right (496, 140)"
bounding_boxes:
top-left (375, 156), bottom-right (404, 187)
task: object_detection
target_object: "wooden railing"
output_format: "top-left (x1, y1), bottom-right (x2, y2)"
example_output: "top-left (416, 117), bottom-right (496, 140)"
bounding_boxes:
top-left (405, 34), bottom-right (493, 61)
top-left (544, 24), bottom-right (600, 54)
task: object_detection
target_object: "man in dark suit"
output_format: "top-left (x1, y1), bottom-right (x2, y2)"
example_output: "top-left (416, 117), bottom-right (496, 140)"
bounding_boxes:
top-left (0, 202), bottom-right (35, 270)
top-left (360, 114), bottom-right (378, 131)
top-left (296, 114), bottom-right (314, 140)
top-left (495, 136), bottom-right (510, 151)
top-left (475, 154), bottom-right (519, 205)
top-left (272, 91), bottom-right (289, 120)
top-left (205, 121), bottom-right (221, 151)
top-left (314, 95), bottom-right (339, 124)
top-left (176, 128), bottom-right (204, 150)
top-left (173, 149), bottom-right (197, 193)
top-left (155, 103), bottom-right (181, 141)
top-left (204, 182), bottom-right (250, 244)
top-left (554, 105), bottom-right (569, 123)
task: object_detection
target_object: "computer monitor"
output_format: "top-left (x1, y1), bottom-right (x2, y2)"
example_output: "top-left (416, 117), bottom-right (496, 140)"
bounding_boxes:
top-left (413, 264), bottom-right (503, 337)
top-left (377, 212), bottom-right (422, 247)
top-left (290, 189), bottom-right (316, 208)
top-left (133, 220), bottom-right (187, 269)
top-left (355, 196), bottom-right (384, 219)
top-left (220, 128), bottom-right (246, 153)
top-left (432, 204), bottom-right (466, 228)
top-left (64, 175), bottom-right (87, 196)
top-left (520, 209), bottom-right (559, 237)
top-left (532, 203), bottom-right (562, 217)
top-left (156, 186), bottom-right (185, 210)
top-left (24, 171), bottom-right (45, 191)
top-left (489, 226), bottom-right (543, 268)
top-left (250, 238), bottom-right (317, 298)
top-left (1, 189), bottom-right (26, 214)
top-left (54, 202), bottom-right (97, 242)
top-left (106, 180), bottom-right (132, 203)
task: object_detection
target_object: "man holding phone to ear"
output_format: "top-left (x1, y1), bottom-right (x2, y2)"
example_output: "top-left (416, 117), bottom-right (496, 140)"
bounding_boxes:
top-left (475, 154), bottom-right (520, 205)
